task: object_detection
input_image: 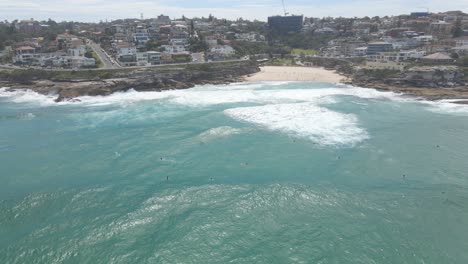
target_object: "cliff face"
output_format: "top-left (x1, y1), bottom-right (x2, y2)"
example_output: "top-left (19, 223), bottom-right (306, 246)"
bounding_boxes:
top-left (0, 61), bottom-right (260, 102)
top-left (353, 66), bottom-right (465, 88)
top-left (350, 66), bottom-right (468, 100)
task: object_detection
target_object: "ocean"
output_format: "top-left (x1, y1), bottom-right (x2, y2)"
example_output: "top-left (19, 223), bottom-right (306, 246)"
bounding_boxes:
top-left (1, 82), bottom-right (468, 263)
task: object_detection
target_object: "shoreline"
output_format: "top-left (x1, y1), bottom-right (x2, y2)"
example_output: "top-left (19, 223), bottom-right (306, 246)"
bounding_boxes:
top-left (244, 66), bottom-right (348, 83)
top-left (351, 82), bottom-right (468, 102)
top-left (245, 66), bottom-right (468, 102)
top-left (0, 61), bottom-right (260, 102)
top-left (1, 64), bottom-right (468, 103)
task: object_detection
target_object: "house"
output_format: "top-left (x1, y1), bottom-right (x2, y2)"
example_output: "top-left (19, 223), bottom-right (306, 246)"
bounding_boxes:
top-left (170, 38), bottom-right (188, 46)
top-left (119, 54), bottom-right (137, 66)
top-left (413, 35), bottom-right (434, 45)
top-left (454, 36), bottom-right (468, 47)
top-left (368, 50), bottom-right (426, 62)
top-left (114, 33), bottom-right (128, 42)
top-left (67, 45), bottom-right (86, 57)
top-left (146, 51), bottom-right (162, 65)
top-left (135, 51), bottom-right (161, 66)
top-left (421, 52), bottom-right (454, 63)
top-left (430, 21), bottom-right (453, 39)
top-left (162, 45), bottom-right (186, 54)
top-left (353, 47), bottom-right (368, 56)
top-left (155, 14), bottom-right (171, 26)
top-left (452, 45), bottom-right (468, 56)
top-left (116, 43), bottom-right (137, 56)
top-left (69, 56), bottom-right (96, 68)
top-left (111, 24), bottom-right (126, 34)
top-left (136, 52), bottom-right (149, 66)
top-left (205, 36), bottom-right (219, 48)
top-left (209, 45), bottom-right (235, 56)
top-left (14, 46), bottom-right (37, 64)
top-left (133, 32), bottom-right (150, 44)
top-left (366, 42), bottom-right (393, 55)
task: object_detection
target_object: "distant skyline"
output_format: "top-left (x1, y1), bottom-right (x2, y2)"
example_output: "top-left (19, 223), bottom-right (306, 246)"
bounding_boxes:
top-left (1, 0), bottom-right (468, 22)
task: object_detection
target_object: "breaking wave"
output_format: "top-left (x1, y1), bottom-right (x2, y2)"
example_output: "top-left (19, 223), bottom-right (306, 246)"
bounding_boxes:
top-left (197, 126), bottom-right (244, 141)
top-left (224, 103), bottom-right (369, 146)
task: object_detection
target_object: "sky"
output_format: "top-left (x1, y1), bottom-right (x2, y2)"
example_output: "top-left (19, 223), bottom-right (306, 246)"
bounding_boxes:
top-left (1, 0), bottom-right (467, 22)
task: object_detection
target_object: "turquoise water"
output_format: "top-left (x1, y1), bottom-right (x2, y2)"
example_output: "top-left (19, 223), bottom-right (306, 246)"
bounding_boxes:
top-left (1, 82), bottom-right (468, 263)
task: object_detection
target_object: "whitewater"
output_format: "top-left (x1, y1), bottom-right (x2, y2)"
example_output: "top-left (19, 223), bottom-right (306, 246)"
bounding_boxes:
top-left (1, 81), bottom-right (468, 263)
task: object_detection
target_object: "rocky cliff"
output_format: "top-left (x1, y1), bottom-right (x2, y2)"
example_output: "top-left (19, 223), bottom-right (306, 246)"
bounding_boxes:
top-left (0, 61), bottom-right (260, 102)
top-left (349, 66), bottom-right (468, 100)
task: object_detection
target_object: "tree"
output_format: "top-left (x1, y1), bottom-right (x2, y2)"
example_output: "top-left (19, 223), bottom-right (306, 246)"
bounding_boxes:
top-left (145, 40), bottom-right (161, 51)
top-left (188, 37), bottom-right (208, 53)
top-left (452, 17), bottom-right (463, 38)
top-left (190, 20), bottom-right (195, 35)
top-left (456, 56), bottom-right (468, 67)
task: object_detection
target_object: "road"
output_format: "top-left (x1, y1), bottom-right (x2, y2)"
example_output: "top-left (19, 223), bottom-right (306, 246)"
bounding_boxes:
top-left (87, 40), bottom-right (120, 69)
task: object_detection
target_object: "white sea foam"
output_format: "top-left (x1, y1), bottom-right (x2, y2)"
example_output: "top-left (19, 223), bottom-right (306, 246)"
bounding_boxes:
top-left (224, 103), bottom-right (369, 146)
top-left (0, 87), bottom-right (57, 106)
top-left (68, 89), bottom-right (172, 106)
top-left (198, 126), bottom-right (244, 141)
top-left (18, 112), bottom-right (36, 120)
top-left (1, 83), bottom-right (404, 108)
top-left (424, 100), bottom-right (468, 115)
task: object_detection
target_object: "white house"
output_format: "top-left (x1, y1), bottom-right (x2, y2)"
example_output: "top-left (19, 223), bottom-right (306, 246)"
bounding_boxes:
top-left (353, 47), bottom-right (368, 56)
top-left (116, 43), bottom-right (137, 56)
top-left (413, 35), bottom-right (434, 45)
top-left (162, 45), bottom-right (186, 54)
top-left (454, 36), bottom-right (468, 47)
top-left (210, 45), bottom-right (235, 56)
top-left (67, 45), bottom-right (86, 57)
top-left (133, 32), bottom-right (150, 44)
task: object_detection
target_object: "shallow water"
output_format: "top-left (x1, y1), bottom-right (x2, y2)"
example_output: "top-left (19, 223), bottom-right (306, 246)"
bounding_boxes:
top-left (1, 82), bottom-right (468, 263)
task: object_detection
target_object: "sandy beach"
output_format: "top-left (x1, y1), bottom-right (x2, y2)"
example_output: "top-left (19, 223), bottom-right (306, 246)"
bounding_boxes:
top-left (245, 66), bottom-right (347, 83)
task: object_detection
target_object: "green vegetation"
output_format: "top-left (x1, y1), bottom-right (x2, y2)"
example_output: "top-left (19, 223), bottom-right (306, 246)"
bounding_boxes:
top-left (0, 19), bottom-right (77, 49)
top-left (462, 67), bottom-right (468, 81)
top-left (268, 32), bottom-right (335, 50)
top-left (456, 56), bottom-right (468, 67)
top-left (188, 37), bottom-right (208, 53)
top-left (84, 48), bottom-right (103, 68)
top-left (267, 58), bottom-right (296, 66)
top-left (0, 68), bottom-right (122, 83)
top-left (144, 40), bottom-right (163, 52)
top-left (452, 17), bottom-right (463, 38)
top-left (0, 60), bottom-right (254, 83)
top-left (291, 49), bottom-right (317, 56)
top-left (231, 41), bottom-right (270, 56)
top-left (361, 69), bottom-right (399, 79)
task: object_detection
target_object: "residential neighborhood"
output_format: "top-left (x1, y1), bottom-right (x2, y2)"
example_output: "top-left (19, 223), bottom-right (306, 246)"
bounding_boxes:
top-left (1, 10), bottom-right (468, 71)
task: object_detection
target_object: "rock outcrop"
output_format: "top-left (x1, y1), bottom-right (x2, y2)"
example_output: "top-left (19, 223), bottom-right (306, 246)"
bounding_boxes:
top-left (349, 65), bottom-right (468, 100)
top-left (0, 61), bottom-right (260, 102)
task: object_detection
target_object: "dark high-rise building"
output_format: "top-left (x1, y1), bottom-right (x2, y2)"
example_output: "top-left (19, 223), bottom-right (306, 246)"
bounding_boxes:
top-left (268, 15), bottom-right (303, 32)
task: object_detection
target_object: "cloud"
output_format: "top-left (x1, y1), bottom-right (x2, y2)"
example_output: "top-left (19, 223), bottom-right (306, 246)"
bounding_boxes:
top-left (0, 0), bottom-right (467, 22)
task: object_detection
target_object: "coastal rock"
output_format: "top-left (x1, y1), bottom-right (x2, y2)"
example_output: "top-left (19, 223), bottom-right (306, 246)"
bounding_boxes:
top-left (1, 61), bottom-right (260, 102)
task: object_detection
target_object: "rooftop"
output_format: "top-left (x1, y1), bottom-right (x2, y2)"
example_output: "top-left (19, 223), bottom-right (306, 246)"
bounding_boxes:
top-left (422, 52), bottom-right (452, 60)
